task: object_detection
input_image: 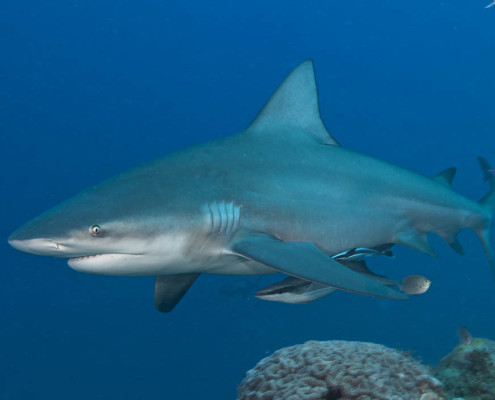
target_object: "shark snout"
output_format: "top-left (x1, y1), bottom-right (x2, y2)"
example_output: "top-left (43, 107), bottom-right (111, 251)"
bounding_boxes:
top-left (8, 214), bottom-right (70, 256)
top-left (8, 235), bottom-right (63, 256)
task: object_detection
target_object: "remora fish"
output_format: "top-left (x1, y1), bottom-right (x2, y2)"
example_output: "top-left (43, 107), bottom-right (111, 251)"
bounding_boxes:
top-left (7, 60), bottom-right (495, 313)
top-left (255, 276), bottom-right (337, 304)
top-left (332, 244), bottom-right (394, 263)
top-left (255, 260), bottom-right (398, 304)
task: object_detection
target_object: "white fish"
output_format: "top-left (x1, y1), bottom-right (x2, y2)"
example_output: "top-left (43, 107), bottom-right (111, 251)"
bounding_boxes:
top-left (400, 275), bottom-right (431, 295)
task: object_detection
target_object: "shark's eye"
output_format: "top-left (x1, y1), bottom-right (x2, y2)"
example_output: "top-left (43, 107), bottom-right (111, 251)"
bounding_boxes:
top-left (90, 225), bottom-right (103, 237)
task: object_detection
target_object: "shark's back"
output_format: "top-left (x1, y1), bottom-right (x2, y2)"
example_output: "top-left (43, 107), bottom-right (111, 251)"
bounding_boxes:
top-left (101, 61), bottom-right (488, 259)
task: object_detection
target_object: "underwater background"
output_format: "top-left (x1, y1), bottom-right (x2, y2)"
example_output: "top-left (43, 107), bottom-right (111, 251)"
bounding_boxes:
top-left (1, 0), bottom-right (495, 398)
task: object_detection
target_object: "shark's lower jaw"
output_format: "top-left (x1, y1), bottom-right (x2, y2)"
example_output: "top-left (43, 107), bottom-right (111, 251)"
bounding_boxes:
top-left (68, 253), bottom-right (143, 275)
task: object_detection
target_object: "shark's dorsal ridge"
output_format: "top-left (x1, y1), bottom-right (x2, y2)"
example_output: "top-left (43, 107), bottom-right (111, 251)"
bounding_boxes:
top-left (246, 60), bottom-right (339, 145)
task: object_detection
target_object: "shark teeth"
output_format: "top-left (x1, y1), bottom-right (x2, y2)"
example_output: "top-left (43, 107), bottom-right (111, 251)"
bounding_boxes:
top-left (70, 254), bottom-right (103, 261)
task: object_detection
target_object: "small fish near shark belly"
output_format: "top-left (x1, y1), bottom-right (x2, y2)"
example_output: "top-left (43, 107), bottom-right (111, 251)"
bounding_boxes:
top-left (332, 245), bottom-right (394, 263)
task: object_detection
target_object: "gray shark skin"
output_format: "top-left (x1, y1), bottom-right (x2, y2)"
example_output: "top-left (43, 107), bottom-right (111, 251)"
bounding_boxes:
top-left (8, 60), bottom-right (495, 313)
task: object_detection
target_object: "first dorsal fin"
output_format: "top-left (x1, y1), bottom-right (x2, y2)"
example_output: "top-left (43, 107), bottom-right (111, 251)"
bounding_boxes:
top-left (246, 60), bottom-right (339, 145)
top-left (432, 167), bottom-right (456, 188)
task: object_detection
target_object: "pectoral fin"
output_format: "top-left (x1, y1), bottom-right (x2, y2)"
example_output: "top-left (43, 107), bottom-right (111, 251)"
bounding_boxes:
top-left (154, 273), bottom-right (200, 313)
top-left (231, 234), bottom-right (408, 300)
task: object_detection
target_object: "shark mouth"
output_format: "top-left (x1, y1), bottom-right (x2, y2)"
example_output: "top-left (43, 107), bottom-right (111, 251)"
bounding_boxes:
top-left (69, 253), bottom-right (139, 262)
top-left (67, 253), bottom-right (141, 275)
top-left (70, 254), bottom-right (105, 262)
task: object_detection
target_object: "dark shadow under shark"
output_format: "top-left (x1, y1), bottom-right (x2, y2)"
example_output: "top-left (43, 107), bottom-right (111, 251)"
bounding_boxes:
top-left (8, 61), bottom-right (495, 313)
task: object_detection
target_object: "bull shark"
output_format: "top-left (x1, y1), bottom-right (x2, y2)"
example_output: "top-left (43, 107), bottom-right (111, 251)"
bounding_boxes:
top-left (8, 60), bottom-right (495, 313)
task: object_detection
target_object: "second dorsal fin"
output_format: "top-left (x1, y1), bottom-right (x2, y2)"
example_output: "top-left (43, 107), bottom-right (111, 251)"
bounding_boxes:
top-left (432, 167), bottom-right (456, 188)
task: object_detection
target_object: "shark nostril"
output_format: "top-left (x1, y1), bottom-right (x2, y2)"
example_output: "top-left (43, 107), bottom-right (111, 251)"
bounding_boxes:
top-left (8, 238), bottom-right (64, 255)
top-left (44, 239), bottom-right (61, 250)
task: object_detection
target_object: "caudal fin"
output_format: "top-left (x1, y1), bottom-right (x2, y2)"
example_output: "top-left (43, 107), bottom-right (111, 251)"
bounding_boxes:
top-left (476, 157), bottom-right (495, 277)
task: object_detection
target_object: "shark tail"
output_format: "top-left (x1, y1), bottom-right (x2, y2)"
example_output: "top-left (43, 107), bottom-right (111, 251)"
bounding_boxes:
top-left (476, 157), bottom-right (495, 277)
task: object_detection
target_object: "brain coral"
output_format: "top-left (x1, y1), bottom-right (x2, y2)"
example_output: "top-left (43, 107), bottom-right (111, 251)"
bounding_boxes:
top-left (434, 337), bottom-right (495, 400)
top-left (237, 340), bottom-right (444, 400)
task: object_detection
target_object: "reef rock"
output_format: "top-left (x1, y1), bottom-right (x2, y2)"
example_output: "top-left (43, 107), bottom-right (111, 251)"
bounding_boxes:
top-left (435, 337), bottom-right (495, 400)
top-left (237, 340), bottom-right (444, 400)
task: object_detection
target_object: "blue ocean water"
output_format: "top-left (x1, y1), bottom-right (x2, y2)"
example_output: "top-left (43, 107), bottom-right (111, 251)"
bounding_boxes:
top-left (1, 0), bottom-right (495, 398)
